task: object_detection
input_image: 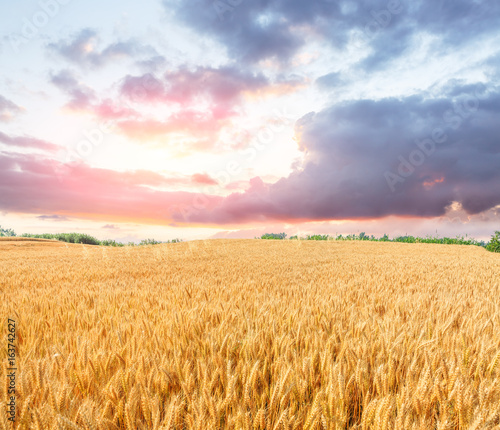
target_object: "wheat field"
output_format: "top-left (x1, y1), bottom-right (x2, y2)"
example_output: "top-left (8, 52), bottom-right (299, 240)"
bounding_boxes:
top-left (1, 238), bottom-right (500, 429)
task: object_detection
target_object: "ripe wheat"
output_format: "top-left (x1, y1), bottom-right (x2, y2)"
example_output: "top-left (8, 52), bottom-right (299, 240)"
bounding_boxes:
top-left (1, 238), bottom-right (499, 429)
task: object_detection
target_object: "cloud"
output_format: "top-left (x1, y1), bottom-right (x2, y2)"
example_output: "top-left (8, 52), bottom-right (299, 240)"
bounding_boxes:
top-left (116, 110), bottom-right (235, 147)
top-left (102, 224), bottom-right (118, 229)
top-left (0, 94), bottom-right (21, 121)
top-left (136, 55), bottom-right (168, 73)
top-left (315, 72), bottom-right (344, 89)
top-left (87, 66), bottom-right (300, 148)
top-left (50, 63), bottom-right (303, 151)
top-left (172, 83), bottom-right (500, 224)
top-left (2, 77), bottom-right (499, 228)
top-left (168, 0), bottom-right (500, 67)
top-left (48, 28), bottom-right (155, 68)
top-left (191, 173), bottom-right (218, 185)
top-left (0, 131), bottom-right (59, 152)
top-left (36, 214), bottom-right (70, 221)
top-left (170, 0), bottom-right (304, 64)
top-left (120, 66), bottom-right (291, 107)
top-left (50, 69), bottom-right (139, 120)
top-left (49, 68), bottom-right (235, 148)
top-left (0, 152), bottom-right (225, 223)
top-left (50, 69), bottom-right (95, 111)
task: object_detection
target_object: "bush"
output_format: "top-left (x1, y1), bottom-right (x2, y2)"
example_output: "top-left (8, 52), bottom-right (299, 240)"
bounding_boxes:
top-left (0, 226), bottom-right (16, 237)
top-left (261, 233), bottom-right (287, 240)
top-left (486, 231), bottom-right (500, 253)
top-left (21, 233), bottom-right (101, 245)
top-left (101, 240), bottom-right (125, 247)
top-left (305, 234), bottom-right (329, 241)
top-left (393, 235), bottom-right (417, 243)
top-left (139, 239), bottom-right (163, 246)
top-left (257, 231), bottom-right (491, 249)
top-left (18, 233), bottom-right (180, 247)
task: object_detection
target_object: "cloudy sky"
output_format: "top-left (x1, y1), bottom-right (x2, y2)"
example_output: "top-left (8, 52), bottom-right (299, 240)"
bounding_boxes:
top-left (1, 0), bottom-right (499, 242)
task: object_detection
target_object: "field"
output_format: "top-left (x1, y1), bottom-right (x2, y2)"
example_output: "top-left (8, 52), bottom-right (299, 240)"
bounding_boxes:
top-left (1, 238), bottom-right (500, 429)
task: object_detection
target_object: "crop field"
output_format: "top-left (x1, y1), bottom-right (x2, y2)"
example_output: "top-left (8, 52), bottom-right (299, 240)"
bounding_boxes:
top-left (1, 238), bottom-right (500, 429)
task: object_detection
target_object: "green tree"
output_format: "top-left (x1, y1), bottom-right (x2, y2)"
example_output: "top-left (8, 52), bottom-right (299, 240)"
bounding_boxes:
top-left (486, 231), bottom-right (500, 253)
top-left (0, 226), bottom-right (16, 237)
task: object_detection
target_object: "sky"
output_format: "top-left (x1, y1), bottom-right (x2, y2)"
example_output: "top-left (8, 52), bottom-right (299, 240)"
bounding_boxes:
top-left (0, 0), bottom-right (499, 242)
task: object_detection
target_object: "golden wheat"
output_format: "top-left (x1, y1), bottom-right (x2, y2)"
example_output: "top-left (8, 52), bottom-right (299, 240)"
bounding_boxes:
top-left (1, 238), bottom-right (500, 429)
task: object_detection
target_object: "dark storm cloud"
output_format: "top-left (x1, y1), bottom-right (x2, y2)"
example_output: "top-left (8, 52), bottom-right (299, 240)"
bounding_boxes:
top-left (167, 0), bottom-right (500, 66)
top-left (173, 83), bottom-right (500, 224)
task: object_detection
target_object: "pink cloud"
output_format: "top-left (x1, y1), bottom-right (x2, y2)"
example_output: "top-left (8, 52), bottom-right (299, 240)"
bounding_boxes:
top-left (120, 66), bottom-right (272, 107)
top-left (51, 66), bottom-right (303, 151)
top-left (0, 152), bottom-right (224, 223)
top-left (93, 99), bottom-right (139, 120)
top-left (225, 180), bottom-right (251, 191)
top-left (51, 69), bottom-right (95, 111)
top-left (1, 148), bottom-right (499, 239)
top-left (0, 131), bottom-right (59, 152)
top-left (115, 108), bottom-right (236, 149)
top-left (191, 173), bottom-right (218, 185)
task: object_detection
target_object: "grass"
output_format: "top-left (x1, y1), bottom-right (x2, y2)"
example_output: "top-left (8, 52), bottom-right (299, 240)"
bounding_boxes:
top-left (1, 239), bottom-right (499, 428)
top-left (4, 224), bottom-right (497, 251)
top-left (20, 232), bottom-right (102, 245)
top-left (2, 225), bottom-right (182, 246)
top-left (261, 231), bottom-right (498, 252)
top-left (17, 233), bottom-right (182, 247)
